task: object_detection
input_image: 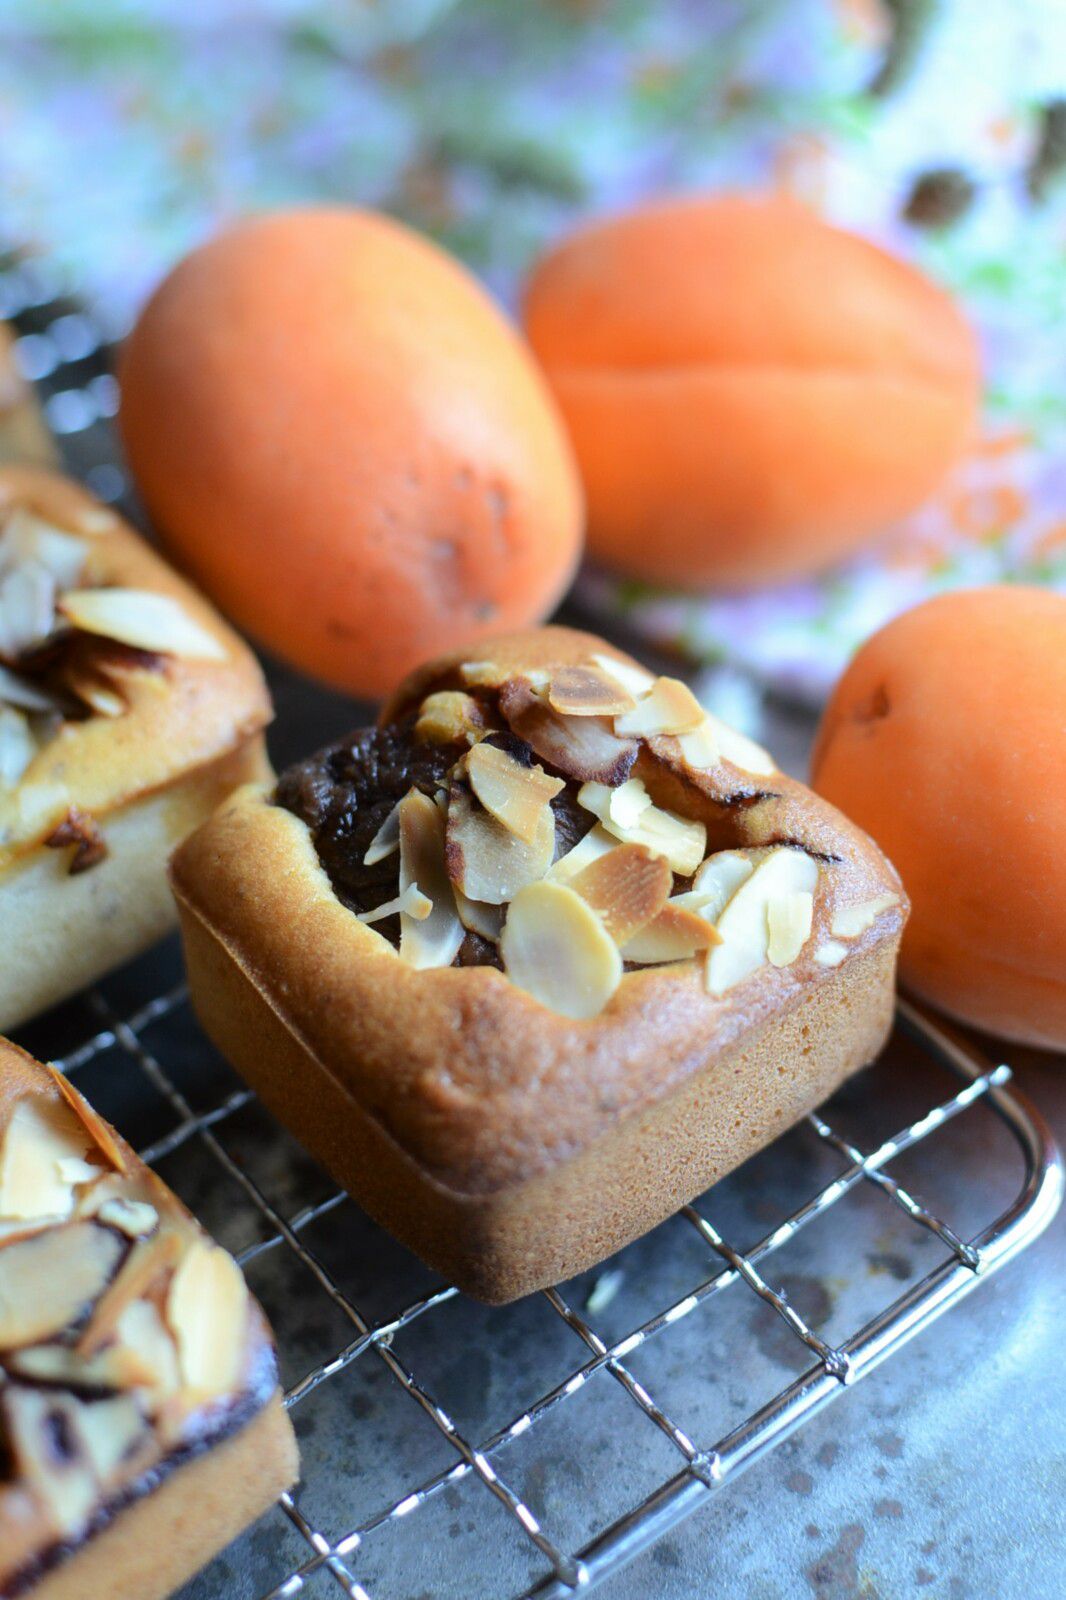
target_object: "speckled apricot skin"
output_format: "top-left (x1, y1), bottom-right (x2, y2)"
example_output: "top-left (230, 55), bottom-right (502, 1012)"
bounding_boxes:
top-left (812, 587), bottom-right (1066, 1050)
top-left (119, 208), bottom-right (583, 699)
top-left (523, 194), bottom-right (979, 588)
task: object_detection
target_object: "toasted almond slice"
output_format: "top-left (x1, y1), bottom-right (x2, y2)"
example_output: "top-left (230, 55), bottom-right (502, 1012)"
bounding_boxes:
top-left (501, 881), bottom-right (623, 1020)
top-left (0, 662), bottom-right (67, 715)
top-left (62, 661), bottom-right (126, 717)
top-left (75, 1392), bottom-right (148, 1483)
top-left (614, 676), bottom-right (705, 738)
top-left (676, 719), bottom-right (720, 771)
top-left (607, 777), bottom-right (653, 829)
top-left (166, 1241), bottom-right (247, 1397)
top-left (454, 888), bottom-right (505, 942)
top-left (0, 703), bottom-right (36, 786)
top-left (445, 781), bottom-right (555, 907)
top-left (59, 589), bottom-right (227, 661)
top-left (0, 1095), bottom-right (97, 1220)
top-left (95, 1197), bottom-right (159, 1239)
top-left (767, 890), bottom-right (815, 968)
top-left (830, 893), bottom-right (900, 939)
top-left (1, 1387), bottom-right (98, 1536)
top-left (679, 711), bottom-right (776, 778)
top-left (705, 848), bottom-right (819, 997)
top-left (547, 823), bottom-right (618, 884)
top-left (460, 660), bottom-right (507, 688)
top-left (398, 789), bottom-right (465, 968)
top-left (569, 842), bottom-right (671, 945)
top-left (415, 690), bottom-right (490, 746)
top-left (0, 509), bottom-right (89, 588)
top-left (55, 1156), bottom-right (103, 1186)
top-left (498, 678), bottom-right (638, 787)
top-left (0, 1221), bottom-right (124, 1349)
top-left (545, 664), bottom-right (637, 717)
top-left (622, 897), bottom-right (722, 964)
top-left (363, 798), bottom-right (402, 866)
top-left (47, 1065), bottom-right (127, 1174)
top-left (466, 741), bottom-right (563, 844)
top-left (691, 850), bottom-right (757, 921)
top-left (115, 1298), bottom-right (181, 1404)
top-left (0, 560), bottom-right (57, 658)
top-left (6, 1339), bottom-right (155, 1394)
top-left (578, 779), bottom-right (706, 877)
top-left (589, 652), bottom-right (656, 699)
top-left (814, 940), bottom-right (849, 968)
top-left (76, 1228), bottom-right (184, 1358)
top-left (358, 883), bottom-right (432, 925)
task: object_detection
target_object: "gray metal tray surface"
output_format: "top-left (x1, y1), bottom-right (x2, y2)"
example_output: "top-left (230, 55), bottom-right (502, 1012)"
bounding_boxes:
top-left (2, 249), bottom-right (1064, 1600)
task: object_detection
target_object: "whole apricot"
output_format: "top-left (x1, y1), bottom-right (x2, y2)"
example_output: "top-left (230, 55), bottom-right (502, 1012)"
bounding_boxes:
top-left (812, 588), bottom-right (1066, 1049)
top-left (119, 208), bottom-right (583, 698)
top-left (524, 194), bottom-right (979, 588)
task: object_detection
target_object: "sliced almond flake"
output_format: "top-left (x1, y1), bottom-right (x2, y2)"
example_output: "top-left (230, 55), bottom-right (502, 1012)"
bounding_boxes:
top-left (814, 940), bottom-right (849, 968)
top-left (415, 690), bottom-right (489, 747)
top-left (830, 893), bottom-right (901, 940)
top-left (62, 662), bottom-right (126, 718)
top-left (704, 720), bottom-right (771, 780)
top-left (0, 560), bottom-right (57, 659)
top-left (0, 1095), bottom-right (96, 1220)
top-left (6, 1340), bottom-right (155, 1393)
top-left (607, 777), bottom-right (653, 830)
top-left (613, 676), bottom-right (705, 738)
top-left (75, 1392), bottom-right (147, 1483)
top-left (622, 896), bottom-right (721, 964)
top-left (578, 779), bottom-right (706, 877)
top-left (0, 1215), bottom-right (66, 1246)
top-left (0, 662), bottom-right (67, 715)
top-left (589, 652), bottom-right (655, 699)
top-left (466, 741), bottom-right (563, 844)
top-left (498, 678), bottom-right (638, 787)
top-left (0, 1221), bottom-right (124, 1349)
top-left (569, 842), bottom-right (671, 946)
top-left (363, 799), bottom-right (402, 866)
top-left (0, 704), bottom-right (36, 787)
top-left (691, 851), bottom-right (757, 923)
top-left (705, 848), bottom-right (819, 997)
top-left (115, 1298), bottom-right (180, 1404)
top-left (454, 888), bottom-right (505, 942)
top-left (0, 509), bottom-right (89, 588)
top-left (398, 789), bottom-right (465, 968)
top-left (55, 1157), bottom-right (104, 1187)
top-left (500, 881), bottom-right (623, 1020)
top-left (76, 1228), bottom-right (184, 1358)
top-left (357, 883), bottom-right (432, 925)
top-left (2, 1387), bottom-right (98, 1536)
top-left (59, 589), bottom-right (227, 662)
top-left (546, 824), bottom-right (618, 885)
top-left (95, 1197), bottom-right (159, 1239)
top-left (676, 719), bottom-right (720, 771)
top-left (766, 890), bottom-right (815, 968)
top-left (460, 660), bottom-right (506, 688)
top-left (47, 1066), bottom-right (127, 1174)
top-left (545, 664), bottom-right (637, 718)
top-left (166, 1241), bottom-right (247, 1397)
top-left (445, 781), bottom-right (555, 907)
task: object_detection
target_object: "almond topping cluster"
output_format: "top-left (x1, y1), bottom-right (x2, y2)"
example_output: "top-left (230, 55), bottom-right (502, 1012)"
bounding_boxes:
top-left (0, 501), bottom-right (226, 789)
top-left (0, 1073), bottom-right (252, 1543)
top-left (351, 654), bottom-right (843, 1019)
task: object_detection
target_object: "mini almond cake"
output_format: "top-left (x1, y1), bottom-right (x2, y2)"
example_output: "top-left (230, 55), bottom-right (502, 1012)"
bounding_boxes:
top-left (171, 626), bottom-right (907, 1302)
top-left (0, 466), bottom-right (272, 1030)
top-left (0, 1036), bottom-right (297, 1600)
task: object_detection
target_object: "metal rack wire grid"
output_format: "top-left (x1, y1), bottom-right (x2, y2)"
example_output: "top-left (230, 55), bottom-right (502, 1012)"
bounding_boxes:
top-left (2, 249), bottom-right (1063, 1600)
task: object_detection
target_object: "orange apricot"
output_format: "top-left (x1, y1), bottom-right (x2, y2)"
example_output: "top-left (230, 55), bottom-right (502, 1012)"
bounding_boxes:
top-left (119, 208), bottom-right (583, 699)
top-left (812, 587), bottom-right (1066, 1049)
top-left (523, 194), bottom-right (979, 588)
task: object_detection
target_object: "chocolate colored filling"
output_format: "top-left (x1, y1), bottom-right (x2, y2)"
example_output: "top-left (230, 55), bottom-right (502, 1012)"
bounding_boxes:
top-left (274, 718), bottom-right (593, 966)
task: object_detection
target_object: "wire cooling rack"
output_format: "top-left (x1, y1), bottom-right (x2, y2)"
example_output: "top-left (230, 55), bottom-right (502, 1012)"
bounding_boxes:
top-left (2, 247), bottom-right (1064, 1600)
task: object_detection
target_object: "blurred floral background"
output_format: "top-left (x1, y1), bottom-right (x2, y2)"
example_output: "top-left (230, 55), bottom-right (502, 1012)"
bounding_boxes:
top-left (0, 0), bottom-right (1063, 701)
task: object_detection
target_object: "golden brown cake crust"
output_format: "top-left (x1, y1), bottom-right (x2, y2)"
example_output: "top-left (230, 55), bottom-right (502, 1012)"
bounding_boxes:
top-left (0, 466), bottom-right (272, 868)
top-left (171, 626), bottom-right (906, 1299)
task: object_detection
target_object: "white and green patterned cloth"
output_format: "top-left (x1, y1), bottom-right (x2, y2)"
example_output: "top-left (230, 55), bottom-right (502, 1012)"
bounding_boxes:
top-left (0, 0), bottom-right (1062, 703)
